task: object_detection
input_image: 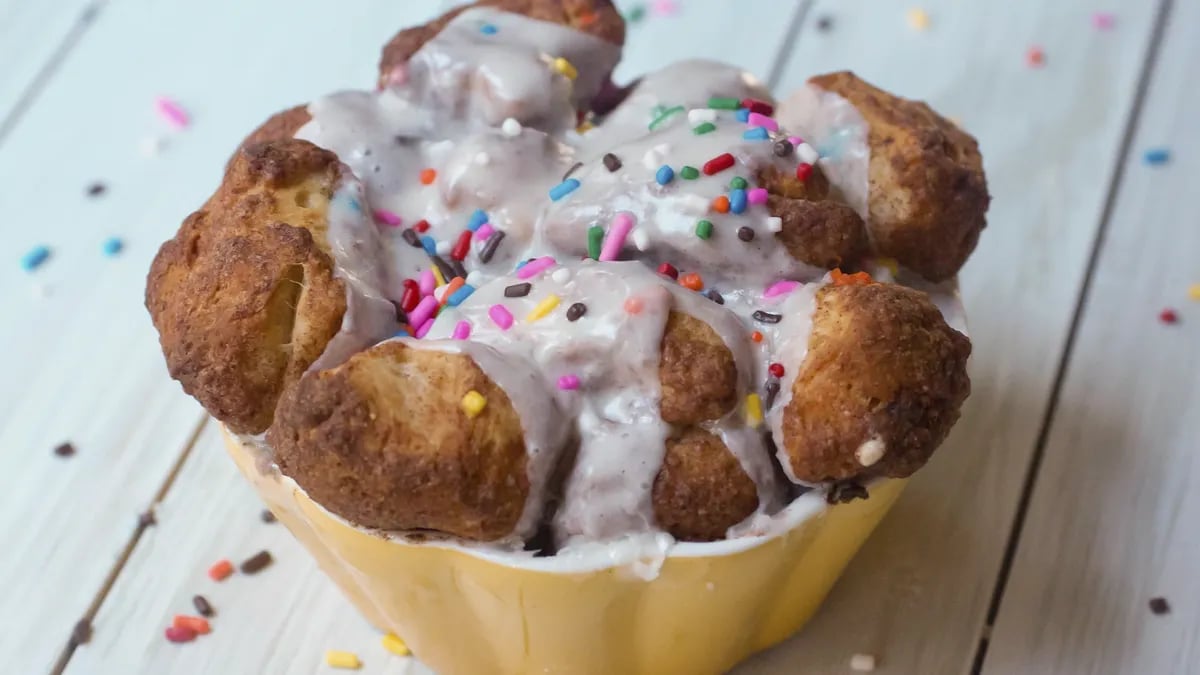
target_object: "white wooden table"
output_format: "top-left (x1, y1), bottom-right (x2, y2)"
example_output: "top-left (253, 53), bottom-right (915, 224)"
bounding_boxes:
top-left (1, 0), bottom-right (1195, 673)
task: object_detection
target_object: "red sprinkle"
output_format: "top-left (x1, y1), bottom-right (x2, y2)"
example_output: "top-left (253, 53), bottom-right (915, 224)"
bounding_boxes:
top-left (1159, 308), bottom-right (1179, 324)
top-left (451, 231), bottom-right (472, 261)
top-left (703, 153), bottom-right (736, 175)
top-left (624, 297), bottom-right (644, 314)
top-left (751, 331), bottom-right (764, 343)
top-left (741, 98), bottom-right (775, 116)
top-left (1027, 46), bottom-right (1045, 67)
top-left (173, 615), bottom-right (211, 635)
top-left (414, 219), bottom-right (431, 233)
top-left (420, 168), bottom-right (437, 185)
top-left (165, 626), bottom-right (197, 643)
top-left (796, 163), bottom-right (814, 182)
top-left (207, 559), bottom-right (233, 582)
top-left (400, 280), bottom-right (419, 312)
top-left (657, 262), bottom-right (678, 279)
top-left (679, 273), bottom-right (704, 291)
top-left (768, 363), bottom-right (785, 378)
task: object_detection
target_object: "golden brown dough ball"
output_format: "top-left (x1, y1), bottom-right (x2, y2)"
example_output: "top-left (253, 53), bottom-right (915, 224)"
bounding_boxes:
top-left (808, 71), bottom-right (989, 281)
top-left (652, 428), bottom-right (760, 542)
top-left (146, 140), bottom-right (348, 434)
top-left (658, 311), bottom-right (737, 425)
top-left (756, 164), bottom-right (870, 271)
top-left (236, 105), bottom-right (311, 161)
top-left (379, 0), bottom-right (626, 89)
top-left (780, 281), bottom-right (971, 482)
top-left (269, 341), bottom-right (532, 541)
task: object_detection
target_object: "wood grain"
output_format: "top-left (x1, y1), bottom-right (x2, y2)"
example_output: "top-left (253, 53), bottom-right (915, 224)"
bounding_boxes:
top-left (983, 0), bottom-right (1199, 671)
top-left (0, 0), bottom-right (98, 131)
top-left (738, 1), bottom-right (1166, 673)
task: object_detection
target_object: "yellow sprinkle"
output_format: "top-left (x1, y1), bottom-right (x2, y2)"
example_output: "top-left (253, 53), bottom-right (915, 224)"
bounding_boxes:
top-left (525, 294), bottom-right (561, 322)
top-left (431, 264), bottom-right (446, 287)
top-left (382, 634), bottom-right (411, 656)
top-left (745, 393), bottom-right (763, 426)
top-left (461, 390), bottom-right (487, 418)
top-left (576, 120), bottom-right (595, 134)
top-left (552, 57), bottom-right (578, 80)
top-left (1189, 283), bottom-right (1200, 301)
top-left (325, 650), bottom-right (361, 669)
top-left (906, 7), bottom-right (929, 30)
top-left (879, 257), bottom-right (899, 277)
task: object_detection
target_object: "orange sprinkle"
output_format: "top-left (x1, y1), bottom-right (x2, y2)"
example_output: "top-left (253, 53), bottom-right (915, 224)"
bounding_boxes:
top-left (711, 195), bottom-right (730, 213)
top-left (439, 277), bottom-right (465, 306)
top-left (679, 273), bottom-right (704, 291)
top-left (830, 269), bottom-right (875, 286)
top-left (420, 168), bottom-right (437, 185)
top-left (173, 615), bottom-right (211, 635)
top-left (207, 559), bottom-right (234, 582)
top-left (751, 331), bottom-right (763, 343)
top-left (578, 11), bottom-right (598, 27)
top-left (624, 297), bottom-right (644, 314)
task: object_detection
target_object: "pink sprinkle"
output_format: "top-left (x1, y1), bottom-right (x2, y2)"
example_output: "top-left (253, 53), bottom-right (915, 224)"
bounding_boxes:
top-left (599, 212), bottom-right (635, 261)
top-left (1092, 12), bottom-right (1115, 30)
top-left (373, 209), bottom-right (402, 226)
top-left (517, 256), bottom-right (557, 279)
top-left (408, 296), bottom-right (438, 330)
top-left (747, 188), bottom-right (769, 205)
top-left (624, 297), bottom-right (644, 314)
top-left (787, 135), bottom-right (803, 147)
top-left (747, 112), bottom-right (778, 132)
top-left (489, 304), bottom-right (514, 330)
top-left (764, 280), bottom-right (800, 298)
top-left (474, 223), bottom-right (495, 241)
top-left (154, 96), bottom-right (190, 129)
top-left (651, 0), bottom-right (678, 16)
top-left (386, 65), bottom-right (408, 87)
top-left (418, 270), bottom-right (436, 296)
top-left (557, 374), bottom-right (581, 390)
top-left (452, 320), bottom-right (472, 340)
top-left (414, 318), bottom-right (435, 338)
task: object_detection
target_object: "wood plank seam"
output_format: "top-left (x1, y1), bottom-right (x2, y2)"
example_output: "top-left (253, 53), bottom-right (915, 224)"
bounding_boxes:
top-left (968, 0), bottom-right (1178, 671)
top-left (0, 0), bottom-right (106, 149)
top-left (49, 414), bottom-right (210, 675)
top-left (765, 0), bottom-right (814, 90)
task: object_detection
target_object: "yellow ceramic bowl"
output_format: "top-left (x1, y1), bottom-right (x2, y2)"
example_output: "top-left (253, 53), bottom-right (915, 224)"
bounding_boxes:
top-left (223, 428), bottom-right (905, 675)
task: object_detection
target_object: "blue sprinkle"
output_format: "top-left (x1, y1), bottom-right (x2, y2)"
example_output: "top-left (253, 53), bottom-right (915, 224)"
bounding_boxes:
top-left (348, 198), bottom-right (362, 212)
top-left (480, 23), bottom-right (498, 35)
top-left (102, 237), bottom-right (124, 257)
top-left (1143, 148), bottom-right (1171, 165)
top-left (515, 259), bottom-right (529, 272)
top-left (21, 245), bottom-right (51, 272)
top-left (467, 209), bottom-right (489, 231)
top-left (655, 165), bottom-right (675, 185)
top-left (549, 178), bottom-right (581, 201)
top-left (447, 284), bottom-right (476, 306)
top-left (729, 188), bottom-right (748, 214)
top-left (420, 235), bottom-right (437, 255)
top-left (743, 126), bottom-right (770, 141)
top-left (735, 108), bottom-right (750, 123)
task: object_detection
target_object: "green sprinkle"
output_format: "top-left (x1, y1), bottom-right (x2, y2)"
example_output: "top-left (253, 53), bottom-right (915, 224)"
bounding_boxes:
top-left (680, 166), bottom-right (699, 180)
top-left (625, 4), bottom-right (646, 22)
top-left (587, 225), bottom-right (604, 259)
top-left (729, 176), bottom-right (748, 189)
top-left (649, 105), bottom-right (685, 130)
top-left (692, 122), bottom-right (716, 135)
top-left (708, 97), bottom-right (740, 110)
top-left (695, 220), bottom-right (714, 240)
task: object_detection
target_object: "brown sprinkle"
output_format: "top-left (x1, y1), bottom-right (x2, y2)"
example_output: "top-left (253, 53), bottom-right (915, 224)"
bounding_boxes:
top-left (752, 310), bottom-right (782, 324)
top-left (53, 442), bottom-right (76, 457)
top-left (401, 228), bottom-right (421, 248)
top-left (449, 259), bottom-right (468, 280)
top-left (566, 302), bottom-right (587, 321)
top-left (479, 230), bottom-right (506, 264)
top-left (70, 618), bottom-right (93, 647)
top-left (773, 139), bottom-right (794, 157)
top-left (737, 226), bottom-right (755, 242)
top-left (602, 153), bottom-right (622, 172)
top-left (826, 482), bottom-right (869, 504)
top-left (137, 510), bottom-right (157, 528)
top-left (86, 182), bottom-right (107, 197)
top-left (260, 509), bottom-right (277, 523)
top-left (239, 550), bottom-right (273, 575)
top-left (1149, 597), bottom-right (1171, 615)
top-left (430, 255), bottom-right (456, 283)
top-left (563, 161), bottom-right (584, 181)
top-left (704, 289), bottom-right (724, 305)
top-left (764, 380), bottom-right (781, 409)
top-left (192, 594), bottom-right (215, 618)
top-left (504, 282), bottom-right (532, 298)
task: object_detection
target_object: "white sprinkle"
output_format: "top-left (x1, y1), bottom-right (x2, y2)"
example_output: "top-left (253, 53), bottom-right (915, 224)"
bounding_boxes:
top-left (551, 267), bottom-right (572, 284)
top-left (654, 143), bottom-right (671, 156)
top-left (501, 117), bottom-right (522, 137)
top-left (466, 270), bottom-right (484, 286)
top-left (434, 284), bottom-right (451, 302)
top-left (797, 142), bottom-right (820, 164)
top-left (474, 152), bottom-right (491, 165)
top-left (139, 135), bottom-right (166, 157)
top-left (31, 283), bottom-right (50, 299)
top-left (436, 240), bottom-right (452, 255)
top-left (642, 148), bottom-right (662, 169)
top-left (631, 228), bottom-right (650, 251)
top-left (855, 437), bottom-right (887, 467)
top-left (687, 108), bottom-right (717, 124)
top-left (676, 193), bottom-right (710, 216)
top-left (766, 216), bottom-right (783, 233)
top-left (849, 654), bottom-right (876, 672)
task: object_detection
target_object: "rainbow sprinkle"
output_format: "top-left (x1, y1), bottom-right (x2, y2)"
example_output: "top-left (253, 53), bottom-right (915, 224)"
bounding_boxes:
top-left (526, 294), bottom-right (561, 322)
top-left (599, 212), bottom-right (635, 261)
top-left (557, 374), bottom-right (581, 390)
top-left (461, 391), bottom-right (487, 418)
top-left (549, 178), bottom-right (581, 201)
top-left (452, 321), bottom-right (472, 340)
top-left (764, 280), bottom-right (800, 298)
top-left (489, 304), bottom-right (514, 330)
top-left (517, 256), bottom-right (557, 279)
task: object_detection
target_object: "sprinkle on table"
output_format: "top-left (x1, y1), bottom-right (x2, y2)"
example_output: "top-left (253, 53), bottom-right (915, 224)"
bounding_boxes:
top-left (70, 618), bottom-right (92, 647)
top-left (207, 559), bottom-right (234, 581)
top-left (1026, 45), bottom-right (1046, 67)
top-left (154, 96), bottom-right (190, 129)
top-left (651, 0), bottom-right (677, 16)
top-left (1143, 148), bottom-right (1170, 165)
top-left (566, 302), bottom-right (587, 321)
top-left (192, 595), bottom-right (214, 618)
top-left (906, 7), bottom-right (930, 30)
top-left (1149, 597), bottom-right (1171, 615)
top-left (549, 178), bottom-right (581, 201)
top-left (382, 633), bottom-right (411, 656)
top-left (54, 442), bottom-right (76, 457)
top-left (625, 4), bottom-right (646, 22)
top-left (816, 15), bottom-right (833, 32)
top-left (695, 219), bottom-right (714, 240)
top-left (240, 550), bottom-right (273, 574)
top-left (325, 650), bottom-right (362, 670)
top-left (526, 294), bottom-right (561, 322)
top-left (461, 390), bottom-right (487, 418)
top-left (86, 181), bottom-right (107, 197)
top-left (1188, 283), bottom-right (1200, 301)
top-left (1159, 308), bottom-right (1178, 324)
top-left (173, 615), bottom-right (211, 635)
top-left (21, 245), bottom-right (51, 272)
top-left (138, 510), bottom-right (157, 528)
top-left (1092, 12), bottom-right (1115, 30)
top-left (165, 626), bottom-right (197, 644)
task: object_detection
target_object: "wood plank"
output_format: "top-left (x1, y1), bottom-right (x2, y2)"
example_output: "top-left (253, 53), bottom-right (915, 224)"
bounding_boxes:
top-left (0, 0), bottom-right (96, 128)
top-left (0, 1), bottom-right (451, 672)
top-left (56, 1), bottom-right (809, 672)
top-left (982, 0), bottom-right (1198, 671)
top-left (738, 1), bottom-right (1166, 673)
